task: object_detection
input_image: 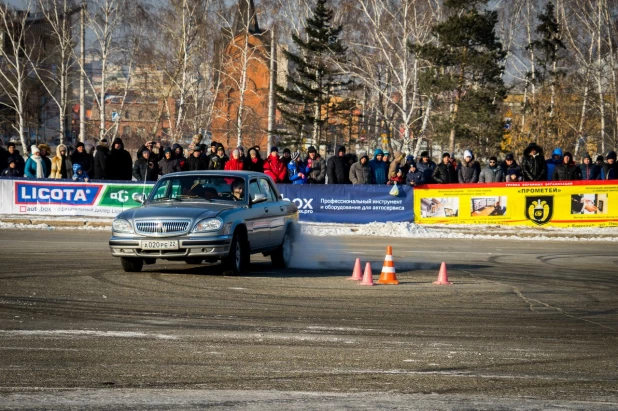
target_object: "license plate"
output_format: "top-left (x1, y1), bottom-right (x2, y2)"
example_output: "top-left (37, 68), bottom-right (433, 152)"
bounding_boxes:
top-left (140, 240), bottom-right (179, 250)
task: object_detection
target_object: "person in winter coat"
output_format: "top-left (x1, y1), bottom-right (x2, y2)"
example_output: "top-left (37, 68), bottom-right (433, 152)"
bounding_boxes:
top-left (387, 152), bottom-right (405, 181)
top-left (400, 155), bottom-right (414, 180)
top-left (349, 151), bottom-right (372, 184)
top-left (432, 152), bottom-right (458, 184)
top-left (107, 137), bottom-right (133, 180)
top-left (1, 157), bottom-right (22, 177)
top-left (51, 144), bottom-right (73, 179)
top-left (368, 149), bottom-right (389, 184)
top-left (306, 146), bottom-right (326, 184)
top-left (6, 142), bottom-right (25, 175)
top-left (326, 145), bottom-right (348, 184)
top-left (579, 154), bottom-right (601, 180)
top-left (458, 149), bottom-right (480, 183)
top-left (215, 144), bottom-right (228, 168)
top-left (132, 149), bottom-right (159, 181)
top-left (93, 139), bottom-right (109, 179)
top-left (158, 148), bottom-right (182, 176)
top-left (0, 140), bottom-right (8, 169)
top-left (186, 147), bottom-right (208, 171)
top-left (172, 143), bottom-right (187, 170)
top-left (288, 152), bottom-right (309, 184)
top-left (264, 147), bottom-right (288, 183)
top-left (502, 153), bottom-right (523, 182)
top-left (521, 142), bottom-right (547, 181)
top-left (244, 147), bottom-right (264, 172)
top-left (24, 145), bottom-right (48, 178)
top-left (602, 151), bottom-right (618, 180)
top-left (207, 141), bottom-right (218, 163)
top-left (545, 148), bottom-right (563, 181)
top-left (281, 148), bottom-right (292, 183)
top-left (405, 161), bottom-right (425, 186)
top-left (72, 163), bottom-right (89, 182)
top-left (552, 151), bottom-right (582, 181)
top-left (224, 149), bottom-right (244, 170)
top-left (479, 156), bottom-right (505, 183)
top-left (38, 143), bottom-right (52, 178)
top-left (70, 142), bottom-right (94, 178)
top-left (416, 151), bottom-right (436, 184)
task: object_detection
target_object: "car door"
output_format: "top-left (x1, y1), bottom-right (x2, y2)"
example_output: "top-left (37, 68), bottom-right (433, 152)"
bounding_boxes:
top-left (257, 177), bottom-right (285, 247)
top-left (246, 179), bottom-right (271, 250)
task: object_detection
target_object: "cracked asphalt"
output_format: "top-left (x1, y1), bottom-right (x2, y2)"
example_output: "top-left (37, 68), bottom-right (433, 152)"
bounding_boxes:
top-left (0, 229), bottom-right (617, 410)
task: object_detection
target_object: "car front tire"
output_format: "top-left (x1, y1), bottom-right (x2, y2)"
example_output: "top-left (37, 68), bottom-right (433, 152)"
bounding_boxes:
top-left (223, 231), bottom-right (248, 275)
top-left (120, 257), bottom-right (143, 273)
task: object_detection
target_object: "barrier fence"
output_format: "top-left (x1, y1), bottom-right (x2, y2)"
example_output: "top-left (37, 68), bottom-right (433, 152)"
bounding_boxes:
top-left (2, 177), bottom-right (617, 227)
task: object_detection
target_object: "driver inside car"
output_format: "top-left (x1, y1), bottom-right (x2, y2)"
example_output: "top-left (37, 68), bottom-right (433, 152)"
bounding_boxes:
top-left (231, 179), bottom-right (244, 201)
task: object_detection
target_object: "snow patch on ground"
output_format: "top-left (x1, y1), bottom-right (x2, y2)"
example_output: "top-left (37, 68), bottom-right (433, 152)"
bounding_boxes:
top-left (0, 221), bottom-right (109, 231)
top-left (0, 329), bottom-right (177, 340)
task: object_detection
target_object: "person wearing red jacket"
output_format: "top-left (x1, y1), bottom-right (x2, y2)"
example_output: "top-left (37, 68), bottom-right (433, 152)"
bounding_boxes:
top-left (224, 149), bottom-right (244, 171)
top-left (263, 147), bottom-right (287, 183)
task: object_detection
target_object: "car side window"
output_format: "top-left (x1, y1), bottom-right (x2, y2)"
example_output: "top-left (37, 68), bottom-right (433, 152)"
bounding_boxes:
top-left (152, 180), bottom-right (169, 200)
top-left (258, 178), bottom-right (277, 202)
top-left (249, 180), bottom-right (261, 200)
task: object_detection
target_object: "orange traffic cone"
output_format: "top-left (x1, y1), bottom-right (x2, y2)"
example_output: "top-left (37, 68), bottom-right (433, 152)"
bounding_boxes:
top-left (347, 258), bottom-right (362, 281)
top-left (433, 262), bottom-right (452, 285)
top-left (360, 262), bottom-right (374, 286)
top-left (377, 246), bottom-right (399, 285)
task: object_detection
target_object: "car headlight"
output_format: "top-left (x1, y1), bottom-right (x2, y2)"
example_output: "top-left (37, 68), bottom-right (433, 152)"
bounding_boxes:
top-left (193, 218), bottom-right (223, 233)
top-left (112, 219), bottom-right (133, 233)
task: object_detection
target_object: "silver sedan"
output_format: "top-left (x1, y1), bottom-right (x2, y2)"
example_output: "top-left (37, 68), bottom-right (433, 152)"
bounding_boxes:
top-left (109, 171), bottom-right (299, 274)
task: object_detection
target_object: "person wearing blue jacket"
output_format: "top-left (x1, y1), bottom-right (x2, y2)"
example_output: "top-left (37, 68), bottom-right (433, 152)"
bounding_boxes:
top-left (579, 153), bottom-right (601, 180)
top-left (405, 161), bottom-right (425, 186)
top-left (72, 163), bottom-right (90, 182)
top-left (546, 147), bottom-right (563, 181)
top-left (368, 149), bottom-right (388, 184)
top-left (24, 145), bottom-right (47, 178)
top-left (288, 152), bottom-right (309, 184)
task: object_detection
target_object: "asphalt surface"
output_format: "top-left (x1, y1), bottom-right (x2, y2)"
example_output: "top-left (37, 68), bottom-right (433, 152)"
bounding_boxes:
top-left (0, 229), bottom-right (617, 410)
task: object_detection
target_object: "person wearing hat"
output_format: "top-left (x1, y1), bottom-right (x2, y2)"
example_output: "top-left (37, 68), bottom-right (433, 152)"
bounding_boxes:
top-left (207, 140), bottom-right (218, 162)
top-left (158, 147), bottom-right (182, 176)
top-left (579, 153), bottom-right (601, 180)
top-left (1, 156), bottom-right (22, 177)
top-left (405, 160), bottom-right (425, 186)
top-left (326, 145), bottom-right (349, 184)
top-left (602, 151), bottom-right (618, 180)
top-left (132, 148), bottom-right (159, 181)
top-left (399, 155), bottom-right (415, 180)
top-left (24, 145), bottom-right (47, 179)
top-left (501, 153), bottom-right (522, 182)
top-left (545, 147), bottom-right (564, 181)
top-left (595, 155), bottom-right (604, 169)
top-left (368, 148), bottom-right (389, 184)
top-left (288, 151), bottom-right (308, 184)
top-left (244, 146), bottom-right (264, 172)
top-left (388, 152), bottom-right (406, 183)
top-left (479, 156), bottom-right (505, 183)
top-left (224, 148), bottom-right (245, 170)
top-left (107, 137), bottom-right (133, 180)
top-left (6, 142), bottom-right (25, 175)
top-left (349, 150), bottom-right (372, 184)
top-left (208, 144), bottom-right (227, 170)
top-left (306, 146), bottom-right (326, 184)
top-left (382, 151), bottom-right (391, 169)
top-left (264, 146), bottom-right (288, 183)
top-left (71, 141), bottom-right (94, 178)
top-left (38, 143), bottom-right (52, 178)
top-left (432, 152), bottom-right (457, 184)
top-left (521, 142), bottom-right (547, 181)
top-left (186, 145), bottom-right (208, 171)
top-left (94, 138), bottom-right (109, 179)
top-left (552, 152), bottom-right (582, 181)
top-left (72, 163), bottom-right (90, 182)
top-left (416, 151), bottom-right (436, 183)
top-left (458, 149), bottom-right (480, 183)
top-left (51, 144), bottom-right (73, 179)
top-left (172, 143), bottom-right (187, 170)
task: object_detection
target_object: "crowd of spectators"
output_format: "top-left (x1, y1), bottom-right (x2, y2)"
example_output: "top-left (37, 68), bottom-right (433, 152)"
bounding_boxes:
top-left (1, 135), bottom-right (617, 185)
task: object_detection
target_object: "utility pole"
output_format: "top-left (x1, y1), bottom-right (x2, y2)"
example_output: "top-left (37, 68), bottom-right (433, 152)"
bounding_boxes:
top-left (267, 26), bottom-right (276, 151)
top-left (79, 2), bottom-right (86, 142)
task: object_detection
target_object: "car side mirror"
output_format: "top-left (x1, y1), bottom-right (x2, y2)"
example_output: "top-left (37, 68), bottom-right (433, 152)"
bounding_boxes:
top-left (133, 193), bottom-right (146, 204)
top-left (279, 194), bottom-right (284, 200)
top-left (251, 193), bottom-right (268, 205)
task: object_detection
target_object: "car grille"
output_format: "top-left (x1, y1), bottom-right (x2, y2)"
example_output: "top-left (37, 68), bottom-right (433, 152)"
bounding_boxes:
top-left (135, 220), bottom-right (191, 236)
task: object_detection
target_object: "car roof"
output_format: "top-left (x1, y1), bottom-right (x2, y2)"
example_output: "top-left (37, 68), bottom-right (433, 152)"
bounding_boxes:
top-left (162, 170), bottom-right (268, 179)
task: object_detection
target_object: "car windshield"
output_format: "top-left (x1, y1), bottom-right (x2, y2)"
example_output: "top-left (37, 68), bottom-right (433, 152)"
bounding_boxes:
top-left (149, 175), bottom-right (247, 203)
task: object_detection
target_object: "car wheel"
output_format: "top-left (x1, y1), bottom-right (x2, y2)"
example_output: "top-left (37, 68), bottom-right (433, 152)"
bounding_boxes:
top-left (271, 232), bottom-right (293, 268)
top-left (223, 231), bottom-right (248, 275)
top-left (185, 258), bottom-right (203, 265)
top-left (120, 257), bottom-right (143, 273)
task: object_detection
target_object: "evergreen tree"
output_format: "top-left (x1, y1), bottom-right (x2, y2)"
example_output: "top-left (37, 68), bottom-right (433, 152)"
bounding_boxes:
top-left (527, 0), bottom-right (566, 146)
top-left (276, 0), bottom-right (352, 150)
top-left (416, 0), bottom-right (506, 156)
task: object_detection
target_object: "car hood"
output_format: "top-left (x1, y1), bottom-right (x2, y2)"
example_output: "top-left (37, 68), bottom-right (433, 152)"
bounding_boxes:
top-left (118, 202), bottom-right (237, 221)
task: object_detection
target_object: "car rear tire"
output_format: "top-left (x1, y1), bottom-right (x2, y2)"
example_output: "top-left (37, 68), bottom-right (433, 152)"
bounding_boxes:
top-left (120, 257), bottom-right (143, 273)
top-left (223, 231), bottom-right (248, 275)
top-left (271, 232), bottom-right (293, 268)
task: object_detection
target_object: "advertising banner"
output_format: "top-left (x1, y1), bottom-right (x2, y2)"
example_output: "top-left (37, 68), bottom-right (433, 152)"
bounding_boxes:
top-left (414, 181), bottom-right (618, 227)
top-left (278, 184), bottom-right (414, 224)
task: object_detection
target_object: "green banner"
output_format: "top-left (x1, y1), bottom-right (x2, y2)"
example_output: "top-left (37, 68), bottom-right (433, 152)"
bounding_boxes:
top-left (98, 184), bottom-right (154, 208)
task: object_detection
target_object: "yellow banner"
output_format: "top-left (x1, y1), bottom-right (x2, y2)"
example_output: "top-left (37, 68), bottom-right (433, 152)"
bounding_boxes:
top-left (414, 181), bottom-right (618, 227)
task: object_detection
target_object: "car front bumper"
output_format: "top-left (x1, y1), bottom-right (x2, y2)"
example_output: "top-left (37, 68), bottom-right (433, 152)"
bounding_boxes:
top-left (109, 234), bottom-right (233, 259)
